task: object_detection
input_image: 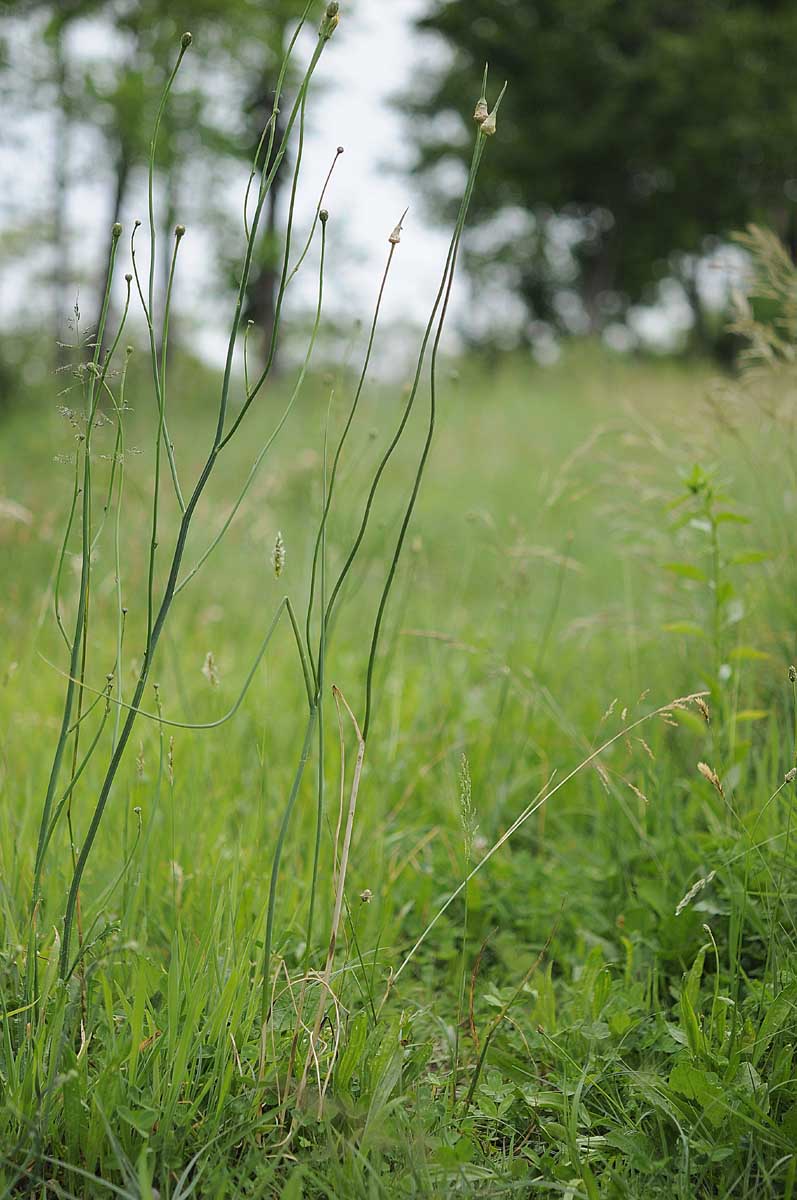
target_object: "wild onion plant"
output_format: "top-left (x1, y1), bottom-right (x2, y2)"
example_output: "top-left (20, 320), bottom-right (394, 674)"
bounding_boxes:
top-left (26, 1), bottom-right (507, 1108)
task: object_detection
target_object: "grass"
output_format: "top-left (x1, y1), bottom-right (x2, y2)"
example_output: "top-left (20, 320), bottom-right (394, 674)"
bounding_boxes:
top-left (2, 341), bottom-right (796, 1197)
top-left (1, 10), bottom-right (797, 1195)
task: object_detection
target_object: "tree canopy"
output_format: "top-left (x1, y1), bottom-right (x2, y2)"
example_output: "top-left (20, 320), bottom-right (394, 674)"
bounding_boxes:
top-left (0, 0), bottom-right (310, 352)
top-left (408, 0), bottom-right (797, 347)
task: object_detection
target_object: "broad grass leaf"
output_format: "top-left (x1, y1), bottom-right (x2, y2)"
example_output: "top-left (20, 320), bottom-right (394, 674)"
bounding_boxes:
top-left (662, 621), bottom-right (707, 637)
top-left (336, 1010), bottom-right (368, 1095)
top-left (664, 562), bottom-right (708, 581)
top-left (752, 982), bottom-right (797, 1067)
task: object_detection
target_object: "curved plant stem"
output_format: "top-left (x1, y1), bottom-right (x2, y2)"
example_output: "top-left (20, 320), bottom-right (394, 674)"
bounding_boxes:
top-left (31, 226), bottom-right (123, 914)
top-left (55, 27), bottom-right (332, 978)
top-left (322, 137), bottom-right (485, 651)
top-left (41, 595), bottom-right (314, 732)
top-left (362, 142), bottom-right (485, 738)
top-left (146, 229), bottom-right (184, 648)
top-left (304, 239), bottom-right (399, 680)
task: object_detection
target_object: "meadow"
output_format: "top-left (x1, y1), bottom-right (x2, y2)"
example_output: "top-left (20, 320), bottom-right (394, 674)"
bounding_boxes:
top-left (1, 10), bottom-right (797, 1196)
top-left (2, 336), bottom-right (797, 1196)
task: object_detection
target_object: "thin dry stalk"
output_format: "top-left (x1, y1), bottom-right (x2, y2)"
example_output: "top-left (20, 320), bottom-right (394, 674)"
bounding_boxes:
top-left (383, 691), bottom-right (709, 1005)
top-left (296, 686), bottom-right (364, 1115)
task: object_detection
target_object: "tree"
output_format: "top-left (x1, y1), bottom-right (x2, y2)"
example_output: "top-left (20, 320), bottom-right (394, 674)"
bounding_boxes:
top-left (407, 0), bottom-right (797, 349)
top-left (0, 0), bottom-right (312, 357)
top-left (81, 0), bottom-right (309, 350)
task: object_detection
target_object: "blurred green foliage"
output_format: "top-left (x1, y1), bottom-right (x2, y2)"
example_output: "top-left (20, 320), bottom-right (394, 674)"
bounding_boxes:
top-left (408, 0), bottom-right (797, 350)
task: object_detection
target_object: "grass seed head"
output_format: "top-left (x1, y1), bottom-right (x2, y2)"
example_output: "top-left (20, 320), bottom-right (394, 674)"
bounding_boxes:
top-left (675, 870), bottom-right (716, 917)
top-left (458, 753), bottom-right (477, 864)
top-left (789, 665), bottom-right (797, 683)
top-left (202, 651), bottom-right (220, 688)
top-left (272, 530), bottom-right (286, 578)
top-left (697, 761), bottom-right (725, 798)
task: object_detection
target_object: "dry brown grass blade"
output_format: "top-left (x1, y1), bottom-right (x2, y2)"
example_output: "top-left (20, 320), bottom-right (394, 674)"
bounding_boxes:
top-left (296, 685), bottom-right (365, 1116)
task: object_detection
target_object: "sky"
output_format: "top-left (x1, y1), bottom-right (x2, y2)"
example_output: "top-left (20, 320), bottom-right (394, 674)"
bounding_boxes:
top-left (0, 1), bottom-right (745, 370)
top-left (1, 1), bottom-right (471, 371)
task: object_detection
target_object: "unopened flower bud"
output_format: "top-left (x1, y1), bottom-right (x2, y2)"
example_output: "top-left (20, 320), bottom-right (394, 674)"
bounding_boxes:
top-left (112, 222), bottom-right (122, 239)
top-left (474, 65), bottom-right (489, 124)
top-left (480, 81), bottom-right (508, 138)
top-left (181, 32), bottom-right (192, 50)
top-left (320, 209), bottom-right (329, 224)
top-left (320, 2), bottom-right (339, 39)
top-left (175, 224), bottom-right (186, 240)
top-left (389, 206), bottom-right (408, 245)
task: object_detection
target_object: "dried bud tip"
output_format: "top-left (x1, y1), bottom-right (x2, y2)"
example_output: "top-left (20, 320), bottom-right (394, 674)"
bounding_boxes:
top-left (181, 32), bottom-right (192, 49)
top-left (320, 209), bottom-right (329, 224)
top-left (174, 224), bottom-right (186, 239)
top-left (789, 665), bottom-right (797, 682)
top-left (389, 206), bottom-right (409, 245)
top-left (474, 63), bottom-right (489, 124)
top-left (480, 81), bottom-right (508, 138)
top-left (124, 273), bottom-right (133, 283)
top-left (134, 219), bottom-right (142, 230)
top-left (337, 145), bottom-right (344, 155)
top-left (112, 222), bottom-right (123, 238)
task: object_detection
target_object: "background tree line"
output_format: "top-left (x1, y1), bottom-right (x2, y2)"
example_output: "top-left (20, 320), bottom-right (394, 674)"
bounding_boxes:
top-left (0, 0), bottom-right (306, 377)
top-left (2, 0), bottom-right (797, 379)
top-left (407, 0), bottom-right (797, 357)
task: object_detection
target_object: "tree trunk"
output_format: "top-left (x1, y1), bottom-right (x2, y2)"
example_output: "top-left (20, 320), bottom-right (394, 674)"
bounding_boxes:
top-left (97, 149), bottom-right (131, 362)
top-left (52, 25), bottom-right (71, 369)
top-left (249, 181), bottom-right (281, 360)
